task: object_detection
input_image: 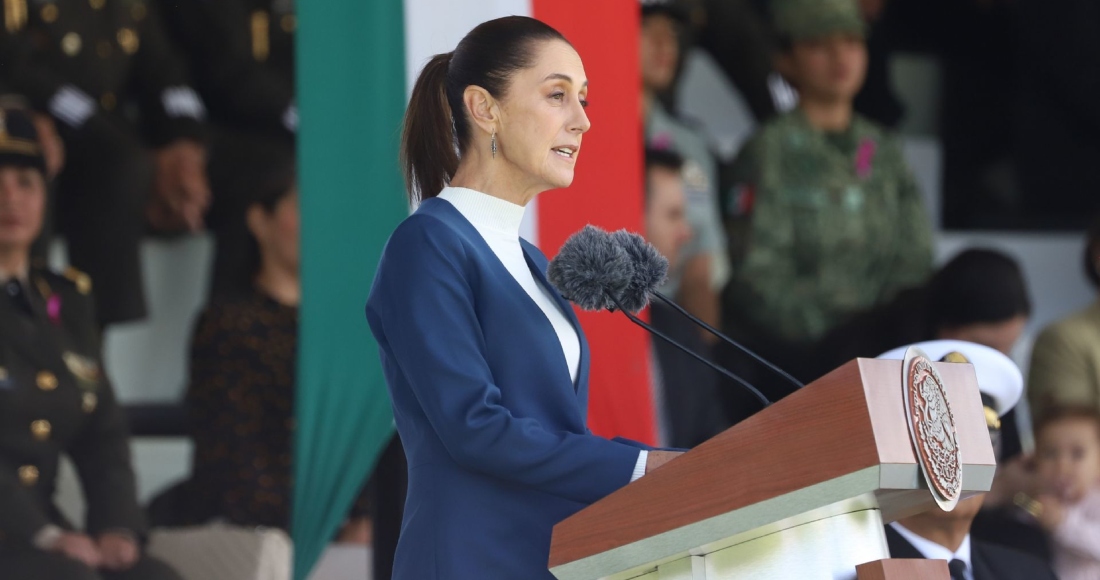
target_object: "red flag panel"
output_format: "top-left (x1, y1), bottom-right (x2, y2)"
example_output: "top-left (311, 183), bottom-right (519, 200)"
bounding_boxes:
top-left (533, 0), bottom-right (656, 445)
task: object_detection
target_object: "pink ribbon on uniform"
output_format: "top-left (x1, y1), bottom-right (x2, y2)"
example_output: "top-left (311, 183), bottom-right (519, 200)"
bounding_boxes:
top-left (47, 295), bottom-right (62, 325)
top-left (855, 138), bottom-right (877, 179)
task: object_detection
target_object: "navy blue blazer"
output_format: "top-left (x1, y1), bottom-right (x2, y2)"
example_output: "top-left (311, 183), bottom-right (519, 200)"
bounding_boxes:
top-left (366, 198), bottom-right (646, 579)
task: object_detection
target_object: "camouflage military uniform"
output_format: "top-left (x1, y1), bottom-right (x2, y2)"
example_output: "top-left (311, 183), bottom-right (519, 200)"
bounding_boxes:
top-left (722, 109), bottom-right (933, 345)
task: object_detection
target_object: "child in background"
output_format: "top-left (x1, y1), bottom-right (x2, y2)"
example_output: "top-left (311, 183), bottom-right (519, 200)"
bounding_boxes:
top-left (1034, 405), bottom-right (1100, 580)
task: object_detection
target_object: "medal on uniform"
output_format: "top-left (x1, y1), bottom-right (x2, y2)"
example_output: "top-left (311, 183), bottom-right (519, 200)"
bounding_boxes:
top-left (251, 10), bottom-right (270, 62)
top-left (4, 0), bottom-right (28, 32)
top-left (82, 391), bottom-right (97, 413)
top-left (117, 27), bottom-right (139, 54)
top-left (60, 32), bottom-right (81, 56)
top-left (62, 351), bottom-right (101, 390)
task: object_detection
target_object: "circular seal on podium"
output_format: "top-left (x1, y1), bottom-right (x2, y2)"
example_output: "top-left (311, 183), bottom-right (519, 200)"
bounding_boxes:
top-left (902, 346), bottom-right (963, 511)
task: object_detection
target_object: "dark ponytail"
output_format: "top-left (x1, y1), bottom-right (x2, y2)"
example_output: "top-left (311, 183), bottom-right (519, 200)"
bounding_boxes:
top-left (401, 52), bottom-right (459, 205)
top-left (400, 16), bottom-right (570, 203)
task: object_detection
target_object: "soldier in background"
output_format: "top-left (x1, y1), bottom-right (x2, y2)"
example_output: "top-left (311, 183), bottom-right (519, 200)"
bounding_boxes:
top-left (718, 0), bottom-right (932, 414)
top-left (0, 0), bottom-right (210, 327)
top-left (159, 0), bottom-right (296, 296)
top-left (0, 106), bottom-right (180, 580)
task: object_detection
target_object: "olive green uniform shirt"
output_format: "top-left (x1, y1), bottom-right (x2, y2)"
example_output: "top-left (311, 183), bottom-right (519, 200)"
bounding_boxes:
top-left (1027, 301), bottom-right (1100, 420)
top-left (722, 110), bottom-right (933, 343)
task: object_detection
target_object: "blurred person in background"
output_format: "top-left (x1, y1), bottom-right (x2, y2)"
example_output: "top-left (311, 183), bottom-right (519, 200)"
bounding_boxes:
top-left (1029, 216), bottom-right (1100, 421)
top-left (0, 106), bottom-right (180, 580)
top-left (691, 0), bottom-right (902, 127)
top-left (158, 0), bottom-right (298, 296)
top-left (0, 0), bottom-right (209, 326)
top-left (641, 0), bottom-right (728, 340)
top-left (1031, 406), bottom-right (1100, 580)
top-left (151, 163), bottom-right (372, 543)
top-left (815, 248), bottom-right (1032, 458)
top-left (815, 249), bottom-right (1032, 378)
top-left (644, 147), bottom-right (729, 448)
top-left (718, 0), bottom-right (932, 413)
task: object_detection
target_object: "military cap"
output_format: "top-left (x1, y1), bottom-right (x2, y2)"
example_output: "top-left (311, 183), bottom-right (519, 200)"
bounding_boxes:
top-left (771, 0), bottom-right (866, 42)
top-left (640, 0), bottom-right (688, 22)
top-left (877, 339), bottom-right (1023, 419)
top-left (0, 107), bottom-right (45, 175)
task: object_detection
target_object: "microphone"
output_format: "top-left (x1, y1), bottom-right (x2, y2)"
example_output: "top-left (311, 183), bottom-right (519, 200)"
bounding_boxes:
top-left (548, 226), bottom-right (772, 408)
top-left (609, 229), bottom-right (805, 392)
top-left (546, 225), bottom-right (634, 312)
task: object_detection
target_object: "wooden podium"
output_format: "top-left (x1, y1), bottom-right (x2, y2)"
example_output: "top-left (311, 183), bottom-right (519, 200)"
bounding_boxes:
top-left (548, 358), bottom-right (996, 580)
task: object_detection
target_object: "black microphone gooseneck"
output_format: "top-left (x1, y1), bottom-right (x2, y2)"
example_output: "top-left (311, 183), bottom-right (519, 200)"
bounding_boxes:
top-left (547, 224), bottom-right (775, 409)
top-left (650, 291), bottom-right (805, 390)
top-left (609, 295), bottom-right (772, 409)
top-left (606, 227), bottom-right (805, 393)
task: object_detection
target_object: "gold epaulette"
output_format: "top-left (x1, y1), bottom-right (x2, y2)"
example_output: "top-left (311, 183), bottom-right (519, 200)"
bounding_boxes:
top-left (4, 0), bottom-right (27, 33)
top-left (62, 266), bottom-right (92, 295)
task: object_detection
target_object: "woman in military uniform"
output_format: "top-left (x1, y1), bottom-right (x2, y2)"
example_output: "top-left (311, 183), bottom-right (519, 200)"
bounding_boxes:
top-left (0, 106), bottom-right (180, 579)
top-left (717, 0), bottom-right (934, 410)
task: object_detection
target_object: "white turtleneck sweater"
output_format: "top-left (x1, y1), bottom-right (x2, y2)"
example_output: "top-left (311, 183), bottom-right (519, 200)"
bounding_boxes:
top-left (437, 187), bottom-right (648, 482)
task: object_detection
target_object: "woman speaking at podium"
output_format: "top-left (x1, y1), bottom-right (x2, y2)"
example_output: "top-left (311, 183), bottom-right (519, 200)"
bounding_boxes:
top-left (366, 15), bottom-right (678, 580)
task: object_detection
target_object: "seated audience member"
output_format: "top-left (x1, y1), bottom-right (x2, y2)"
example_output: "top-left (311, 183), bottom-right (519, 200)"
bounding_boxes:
top-left (1031, 405), bottom-right (1100, 580)
top-left (0, 107), bottom-right (180, 580)
top-left (816, 249), bottom-right (1032, 375)
top-left (641, 0), bottom-right (728, 337)
top-left (719, 0), bottom-right (932, 404)
top-left (158, 0), bottom-right (298, 295)
top-left (877, 340), bottom-right (1057, 580)
top-left (644, 148), bottom-right (729, 448)
top-left (1028, 215), bottom-right (1100, 420)
top-left (163, 165), bottom-right (371, 542)
top-left (0, 0), bottom-right (210, 327)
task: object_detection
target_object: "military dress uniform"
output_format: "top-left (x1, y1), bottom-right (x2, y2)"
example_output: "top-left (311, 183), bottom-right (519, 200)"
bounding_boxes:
top-left (0, 267), bottom-right (181, 580)
top-left (0, 0), bottom-right (207, 325)
top-left (159, 0), bottom-right (296, 295)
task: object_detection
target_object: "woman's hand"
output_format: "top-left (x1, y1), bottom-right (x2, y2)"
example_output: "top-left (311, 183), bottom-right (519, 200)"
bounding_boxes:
top-left (51, 532), bottom-right (102, 569)
top-left (985, 453), bottom-right (1036, 508)
top-left (645, 451), bottom-right (682, 474)
top-left (97, 532), bottom-right (140, 571)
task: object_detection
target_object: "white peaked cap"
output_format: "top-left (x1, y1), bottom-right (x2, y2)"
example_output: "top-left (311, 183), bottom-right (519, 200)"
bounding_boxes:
top-left (876, 339), bottom-right (1023, 417)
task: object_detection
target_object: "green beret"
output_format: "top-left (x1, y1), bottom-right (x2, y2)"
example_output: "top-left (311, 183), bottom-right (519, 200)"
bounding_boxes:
top-left (772, 0), bottom-right (866, 42)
